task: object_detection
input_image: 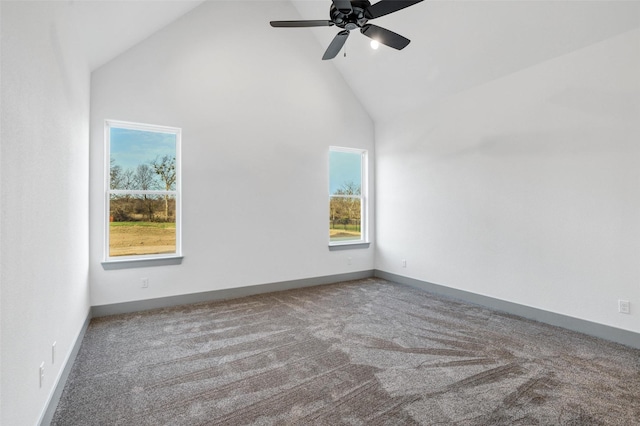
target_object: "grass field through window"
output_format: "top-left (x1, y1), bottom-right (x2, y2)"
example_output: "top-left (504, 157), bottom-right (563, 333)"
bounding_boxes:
top-left (109, 222), bottom-right (176, 257)
top-left (329, 223), bottom-right (361, 242)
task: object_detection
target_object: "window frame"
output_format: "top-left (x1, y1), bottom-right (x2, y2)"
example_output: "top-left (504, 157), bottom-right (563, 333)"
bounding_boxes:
top-left (329, 146), bottom-right (368, 248)
top-left (103, 120), bottom-right (182, 265)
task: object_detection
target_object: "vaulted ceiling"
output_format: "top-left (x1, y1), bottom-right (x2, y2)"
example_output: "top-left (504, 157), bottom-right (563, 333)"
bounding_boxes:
top-left (292, 1), bottom-right (640, 122)
top-left (72, 0), bottom-right (640, 123)
top-left (71, 0), bottom-right (205, 70)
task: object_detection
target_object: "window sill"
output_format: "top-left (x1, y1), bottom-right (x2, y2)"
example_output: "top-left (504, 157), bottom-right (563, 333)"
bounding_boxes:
top-left (328, 242), bottom-right (370, 251)
top-left (101, 256), bottom-right (184, 270)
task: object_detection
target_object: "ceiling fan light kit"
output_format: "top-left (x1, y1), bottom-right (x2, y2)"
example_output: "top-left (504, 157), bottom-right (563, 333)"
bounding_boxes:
top-left (270, 0), bottom-right (423, 60)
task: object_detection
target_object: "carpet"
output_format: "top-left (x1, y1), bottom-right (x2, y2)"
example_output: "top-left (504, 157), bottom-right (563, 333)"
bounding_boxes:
top-left (51, 278), bottom-right (640, 425)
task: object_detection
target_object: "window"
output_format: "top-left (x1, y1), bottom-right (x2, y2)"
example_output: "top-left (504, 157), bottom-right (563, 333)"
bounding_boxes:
top-left (329, 147), bottom-right (367, 246)
top-left (105, 120), bottom-right (181, 262)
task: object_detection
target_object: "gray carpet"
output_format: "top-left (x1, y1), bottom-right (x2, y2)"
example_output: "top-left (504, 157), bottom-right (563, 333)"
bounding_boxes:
top-left (52, 278), bottom-right (640, 425)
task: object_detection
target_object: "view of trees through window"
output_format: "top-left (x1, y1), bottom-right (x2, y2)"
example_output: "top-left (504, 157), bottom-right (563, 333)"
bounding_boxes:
top-left (107, 124), bottom-right (180, 258)
top-left (329, 148), bottom-right (364, 243)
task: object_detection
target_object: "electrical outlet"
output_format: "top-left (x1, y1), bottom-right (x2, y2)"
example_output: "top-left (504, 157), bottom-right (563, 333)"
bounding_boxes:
top-left (141, 278), bottom-right (149, 288)
top-left (402, 259), bottom-right (407, 268)
top-left (52, 341), bottom-right (56, 364)
top-left (39, 362), bottom-right (45, 388)
top-left (618, 300), bottom-right (630, 314)
top-left (347, 257), bottom-right (352, 265)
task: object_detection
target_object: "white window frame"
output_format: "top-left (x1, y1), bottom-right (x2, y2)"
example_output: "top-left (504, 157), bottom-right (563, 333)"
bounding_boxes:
top-left (329, 146), bottom-right (368, 248)
top-left (103, 120), bottom-right (182, 266)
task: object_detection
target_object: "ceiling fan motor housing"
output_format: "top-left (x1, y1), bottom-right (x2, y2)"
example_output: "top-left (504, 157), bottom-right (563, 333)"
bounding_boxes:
top-left (270, 0), bottom-right (423, 60)
top-left (330, 0), bottom-right (371, 30)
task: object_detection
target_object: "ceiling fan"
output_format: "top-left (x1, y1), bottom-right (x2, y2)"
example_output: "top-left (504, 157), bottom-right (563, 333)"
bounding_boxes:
top-left (270, 0), bottom-right (424, 60)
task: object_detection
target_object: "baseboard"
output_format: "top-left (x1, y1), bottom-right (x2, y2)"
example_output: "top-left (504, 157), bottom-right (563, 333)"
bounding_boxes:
top-left (39, 271), bottom-right (375, 423)
top-left (375, 270), bottom-right (640, 350)
top-left (91, 270), bottom-right (375, 317)
top-left (43, 268), bottom-right (637, 424)
top-left (38, 311), bottom-right (92, 426)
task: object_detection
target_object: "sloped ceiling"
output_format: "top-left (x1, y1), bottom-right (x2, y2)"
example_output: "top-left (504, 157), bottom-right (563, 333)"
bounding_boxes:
top-left (71, 0), bottom-right (205, 70)
top-left (73, 0), bottom-right (640, 122)
top-left (291, 0), bottom-right (640, 123)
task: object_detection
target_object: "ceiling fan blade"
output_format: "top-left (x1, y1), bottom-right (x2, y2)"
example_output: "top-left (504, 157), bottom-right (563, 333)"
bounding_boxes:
top-left (361, 24), bottom-right (410, 50)
top-left (322, 30), bottom-right (350, 60)
top-left (332, 0), bottom-right (353, 14)
top-left (365, 0), bottom-right (423, 19)
top-left (270, 20), bottom-right (334, 28)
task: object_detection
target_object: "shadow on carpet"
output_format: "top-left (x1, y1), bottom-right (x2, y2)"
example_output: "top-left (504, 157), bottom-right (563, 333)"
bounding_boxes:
top-left (52, 278), bottom-right (640, 425)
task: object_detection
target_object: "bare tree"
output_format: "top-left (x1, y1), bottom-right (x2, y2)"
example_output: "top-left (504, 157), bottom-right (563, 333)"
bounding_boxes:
top-left (134, 164), bottom-right (156, 190)
top-left (110, 160), bottom-right (137, 221)
top-left (134, 164), bottom-right (158, 220)
top-left (121, 168), bottom-right (135, 189)
top-left (110, 158), bottom-right (123, 189)
top-left (151, 155), bottom-right (176, 220)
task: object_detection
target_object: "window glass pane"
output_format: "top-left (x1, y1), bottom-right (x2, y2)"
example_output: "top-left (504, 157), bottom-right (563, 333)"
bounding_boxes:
top-left (329, 151), bottom-right (361, 196)
top-left (110, 128), bottom-right (177, 190)
top-left (329, 196), bottom-right (361, 242)
top-left (109, 194), bottom-right (176, 257)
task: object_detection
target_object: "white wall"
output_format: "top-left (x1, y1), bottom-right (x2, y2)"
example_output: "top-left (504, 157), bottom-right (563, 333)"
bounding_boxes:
top-left (89, 1), bottom-right (374, 306)
top-left (375, 28), bottom-right (640, 333)
top-left (0, 2), bottom-right (91, 425)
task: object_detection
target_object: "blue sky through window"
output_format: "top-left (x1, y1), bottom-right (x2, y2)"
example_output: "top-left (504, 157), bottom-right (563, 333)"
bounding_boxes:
top-left (330, 150), bottom-right (362, 195)
top-left (110, 127), bottom-right (176, 172)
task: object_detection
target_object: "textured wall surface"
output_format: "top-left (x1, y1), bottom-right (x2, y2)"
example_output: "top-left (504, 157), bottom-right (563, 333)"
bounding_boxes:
top-left (0, 2), bottom-right (91, 424)
top-left (375, 29), bottom-right (640, 333)
top-left (89, 1), bottom-right (374, 307)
